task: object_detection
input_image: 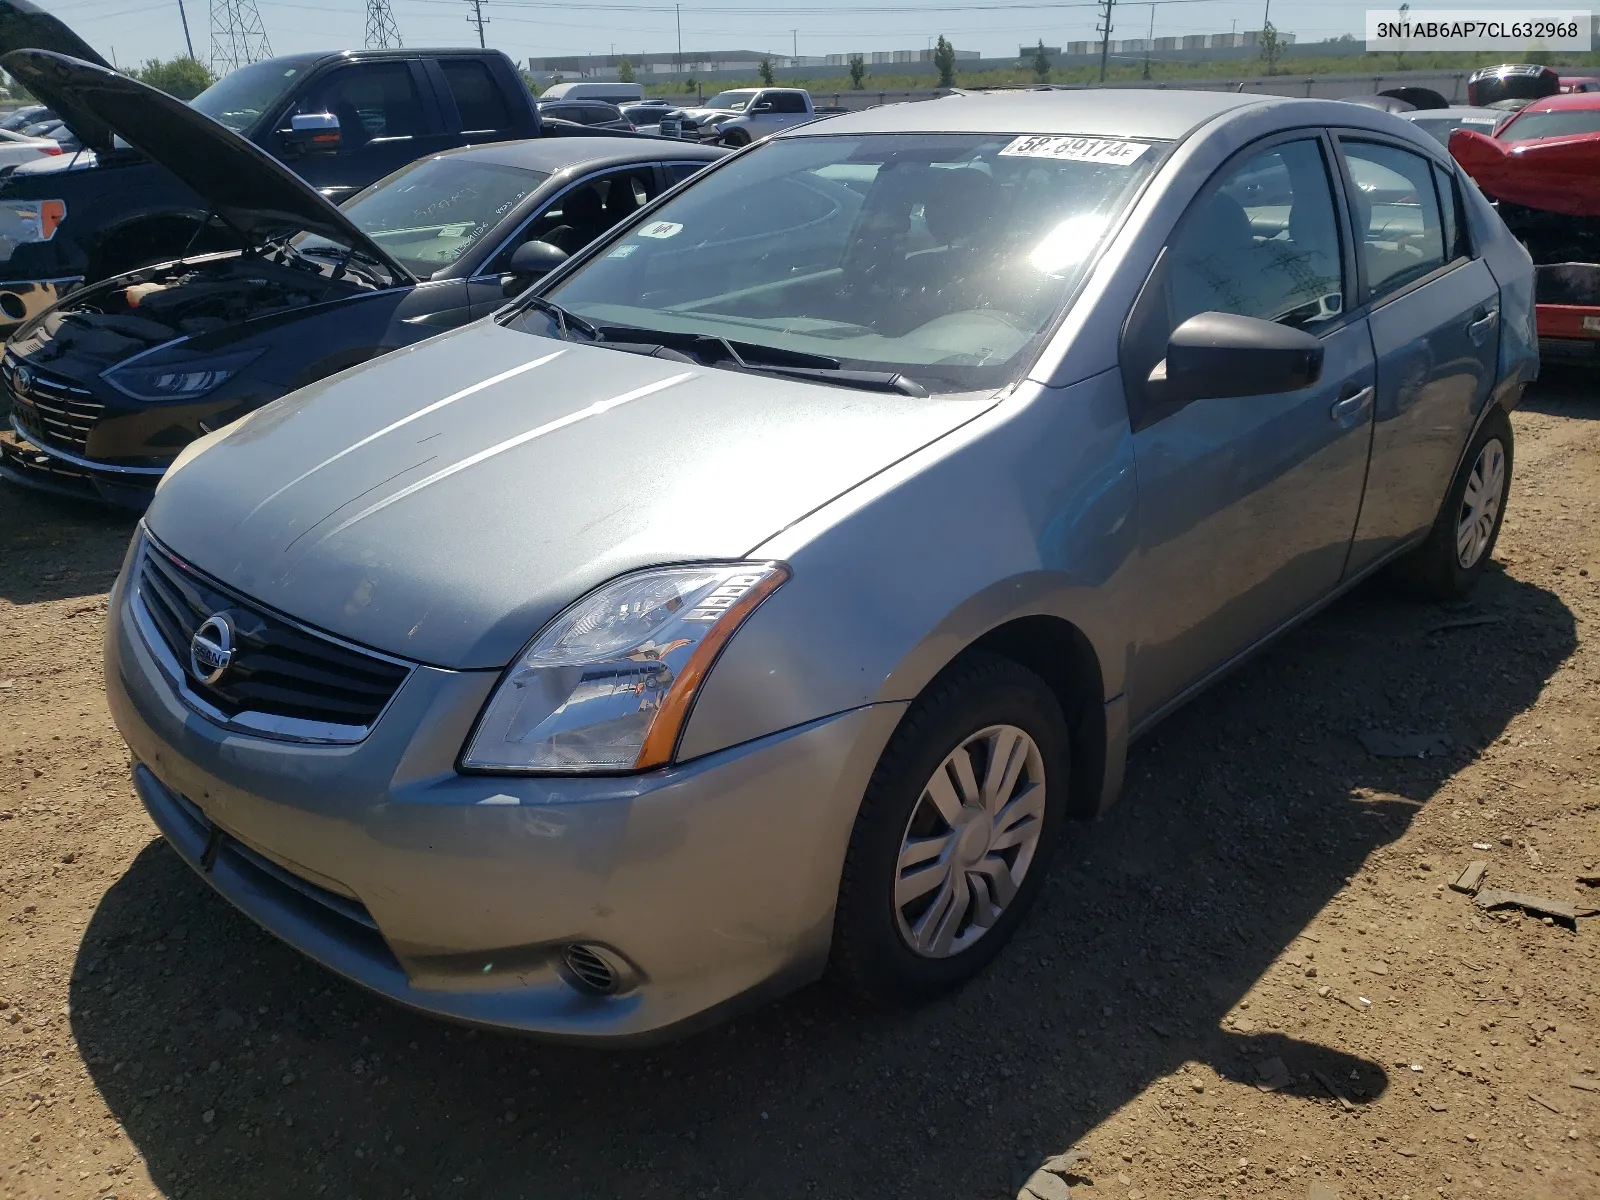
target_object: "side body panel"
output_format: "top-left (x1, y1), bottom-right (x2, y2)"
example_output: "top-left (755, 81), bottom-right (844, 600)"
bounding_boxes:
top-left (681, 371), bottom-right (1139, 763)
top-left (1345, 257), bottom-right (1500, 571)
top-left (1125, 319), bottom-right (1376, 725)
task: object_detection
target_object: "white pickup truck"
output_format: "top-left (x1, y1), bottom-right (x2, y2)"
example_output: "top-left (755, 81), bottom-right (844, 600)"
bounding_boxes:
top-left (658, 87), bottom-right (817, 146)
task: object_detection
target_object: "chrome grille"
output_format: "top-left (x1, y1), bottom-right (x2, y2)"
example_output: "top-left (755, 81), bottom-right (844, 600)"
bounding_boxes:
top-left (659, 117), bottom-right (681, 137)
top-left (5, 361), bottom-right (102, 454)
top-left (135, 539), bottom-right (411, 739)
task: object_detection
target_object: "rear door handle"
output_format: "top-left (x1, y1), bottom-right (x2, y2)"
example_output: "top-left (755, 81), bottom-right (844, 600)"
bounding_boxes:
top-left (1467, 307), bottom-right (1498, 344)
top-left (1330, 385), bottom-right (1374, 422)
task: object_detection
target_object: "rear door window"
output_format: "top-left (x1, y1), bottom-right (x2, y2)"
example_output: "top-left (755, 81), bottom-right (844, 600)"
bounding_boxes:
top-left (1339, 141), bottom-right (1448, 302)
top-left (441, 59), bottom-right (512, 132)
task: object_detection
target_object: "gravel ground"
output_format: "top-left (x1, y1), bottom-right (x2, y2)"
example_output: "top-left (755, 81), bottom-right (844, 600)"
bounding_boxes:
top-left (2, 374), bottom-right (1598, 1200)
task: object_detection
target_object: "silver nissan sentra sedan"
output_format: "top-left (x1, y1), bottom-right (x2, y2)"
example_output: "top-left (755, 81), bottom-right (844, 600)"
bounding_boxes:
top-left (105, 89), bottom-right (1536, 1042)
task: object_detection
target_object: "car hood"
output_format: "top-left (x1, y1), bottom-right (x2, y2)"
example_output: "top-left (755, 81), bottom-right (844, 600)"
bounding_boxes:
top-left (0, 0), bottom-right (110, 68)
top-left (674, 107), bottom-right (742, 123)
top-left (144, 321), bottom-right (995, 669)
top-left (1450, 125), bottom-right (1600, 217)
top-left (0, 50), bottom-right (413, 278)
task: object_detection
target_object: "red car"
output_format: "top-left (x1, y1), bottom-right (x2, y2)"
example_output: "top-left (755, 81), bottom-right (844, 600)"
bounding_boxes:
top-left (1450, 92), bottom-right (1600, 363)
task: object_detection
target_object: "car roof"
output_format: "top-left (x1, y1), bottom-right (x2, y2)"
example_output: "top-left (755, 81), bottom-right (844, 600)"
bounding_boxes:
top-left (1522, 91), bottom-right (1600, 113)
top-left (784, 88), bottom-right (1270, 140)
top-left (1403, 106), bottom-right (1503, 119)
top-left (437, 136), bottom-right (724, 173)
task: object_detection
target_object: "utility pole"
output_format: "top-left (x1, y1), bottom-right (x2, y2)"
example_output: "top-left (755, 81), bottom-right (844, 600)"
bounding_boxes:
top-left (465, 0), bottom-right (486, 49)
top-left (1141, 1), bottom-right (1155, 79)
top-left (1096, 0), bottom-right (1115, 83)
top-left (177, 0), bottom-right (195, 58)
top-left (675, 3), bottom-right (682, 75)
top-left (792, 28), bottom-right (797, 60)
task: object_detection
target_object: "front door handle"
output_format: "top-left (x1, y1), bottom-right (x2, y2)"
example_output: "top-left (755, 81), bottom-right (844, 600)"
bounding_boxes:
top-left (1330, 384), bottom-right (1374, 422)
top-left (1467, 307), bottom-right (1498, 345)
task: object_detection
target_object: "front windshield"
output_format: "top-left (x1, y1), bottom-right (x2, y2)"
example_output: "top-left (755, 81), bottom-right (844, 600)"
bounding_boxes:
top-left (1499, 108), bottom-right (1600, 141)
top-left (191, 58), bottom-right (310, 133)
top-left (519, 132), bottom-right (1163, 394)
top-left (703, 90), bottom-right (757, 112)
top-left (1410, 114), bottom-right (1500, 145)
top-left (302, 156), bottom-right (546, 277)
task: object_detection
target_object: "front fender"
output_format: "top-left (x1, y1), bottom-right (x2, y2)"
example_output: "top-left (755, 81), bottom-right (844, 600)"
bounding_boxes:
top-left (677, 370), bottom-right (1139, 763)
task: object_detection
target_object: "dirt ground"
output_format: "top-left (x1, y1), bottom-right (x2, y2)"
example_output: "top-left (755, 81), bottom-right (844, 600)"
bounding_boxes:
top-left (2, 374), bottom-right (1598, 1200)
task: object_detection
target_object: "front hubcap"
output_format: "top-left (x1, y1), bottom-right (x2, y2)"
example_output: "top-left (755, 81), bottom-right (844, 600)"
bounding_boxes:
top-left (1456, 437), bottom-right (1506, 569)
top-left (894, 724), bottom-right (1046, 958)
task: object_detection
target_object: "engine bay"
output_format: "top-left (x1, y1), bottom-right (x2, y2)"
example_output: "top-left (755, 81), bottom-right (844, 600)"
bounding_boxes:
top-left (14, 251), bottom-right (373, 368)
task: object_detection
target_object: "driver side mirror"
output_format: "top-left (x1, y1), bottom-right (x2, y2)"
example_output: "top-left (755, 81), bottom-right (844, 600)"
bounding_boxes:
top-left (1153, 311), bottom-right (1324, 402)
top-left (750, 100), bottom-right (775, 113)
top-left (282, 111), bottom-right (341, 156)
top-left (501, 240), bottom-right (569, 294)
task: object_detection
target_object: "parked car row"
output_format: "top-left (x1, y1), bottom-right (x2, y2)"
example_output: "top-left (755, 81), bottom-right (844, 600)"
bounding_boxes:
top-left (0, 51), bottom-right (724, 505)
top-left (0, 0), bottom-right (656, 337)
top-left (64, 82), bottom-right (1535, 1042)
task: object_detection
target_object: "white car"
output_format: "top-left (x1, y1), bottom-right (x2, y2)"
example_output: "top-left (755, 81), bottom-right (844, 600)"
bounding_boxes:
top-left (0, 124), bottom-right (60, 165)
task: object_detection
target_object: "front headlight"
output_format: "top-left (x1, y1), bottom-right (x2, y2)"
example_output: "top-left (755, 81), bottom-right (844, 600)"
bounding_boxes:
top-left (461, 563), bottom-right (789, 773)
top-left (104, 349), bottom-right (263, 402)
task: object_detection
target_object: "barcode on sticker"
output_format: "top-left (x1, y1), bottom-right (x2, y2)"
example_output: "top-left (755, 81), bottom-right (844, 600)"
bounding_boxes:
top-left (999, 135), bottom-right (1149, 165)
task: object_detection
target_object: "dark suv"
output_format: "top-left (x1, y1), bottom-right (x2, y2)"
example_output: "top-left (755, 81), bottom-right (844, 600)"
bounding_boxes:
top-left (0, 0), bottom-right (587, 334)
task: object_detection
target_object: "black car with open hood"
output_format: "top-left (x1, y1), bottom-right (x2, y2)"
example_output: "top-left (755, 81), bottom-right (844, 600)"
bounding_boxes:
top-left (0, 60), bottom-right (723, 508)
top-left (0, 0), bottom-right (560, 333)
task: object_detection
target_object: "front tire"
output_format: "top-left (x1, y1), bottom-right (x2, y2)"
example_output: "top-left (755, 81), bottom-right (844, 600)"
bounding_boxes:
top-left (720, 129), bottom-right (750, 147)
top-left (831, 654), bottom-right (1069, 1005)
top-left (1396, 405), bottom-right (1513, 600)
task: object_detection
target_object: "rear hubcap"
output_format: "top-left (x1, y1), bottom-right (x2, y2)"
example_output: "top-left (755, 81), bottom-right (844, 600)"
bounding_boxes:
top-left (1456, 437), bottom-right (1506, 569)
top-left (893, 724), bottom-right (1046, 959)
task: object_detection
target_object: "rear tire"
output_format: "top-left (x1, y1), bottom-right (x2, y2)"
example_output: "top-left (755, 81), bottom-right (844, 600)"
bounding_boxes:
top-left (830, 654), bottom-right (1069, 1005)
top-left (1395, 405), bottom-right (1513, 600)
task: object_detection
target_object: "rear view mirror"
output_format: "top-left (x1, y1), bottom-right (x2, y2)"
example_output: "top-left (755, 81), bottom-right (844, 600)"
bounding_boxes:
top-left (1155, 311), bottom-right (1323, 402)
top-left (283, 112), bottom-right (341, 155)
top-left (502, 240), bottom-right (569, 293)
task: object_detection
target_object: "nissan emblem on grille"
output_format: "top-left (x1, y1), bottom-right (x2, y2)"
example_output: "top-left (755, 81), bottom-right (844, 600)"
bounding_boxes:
top-left (189, 614), bottom-right (235, 685)
top-left (13, 364), bottom-right (32, 398)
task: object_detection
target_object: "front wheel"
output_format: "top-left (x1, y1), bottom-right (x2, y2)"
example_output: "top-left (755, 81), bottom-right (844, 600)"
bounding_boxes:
top-left (1396, 405), bottom-right (1513, 600)
top-left (830, 654), bottom-right (1069, 1005)
top-left (719, 129), bottom-right (750, 147)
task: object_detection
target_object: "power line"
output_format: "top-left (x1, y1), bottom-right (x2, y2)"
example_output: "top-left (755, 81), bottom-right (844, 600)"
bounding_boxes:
top-left (209, 0), bottom-right (271, 72)
top-left (365, 0), bottom-right (402, 46)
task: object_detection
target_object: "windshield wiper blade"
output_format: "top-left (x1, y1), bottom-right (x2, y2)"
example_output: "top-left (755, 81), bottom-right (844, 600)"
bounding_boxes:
top-left (731, 363), bottom-right (929, 396)
top-left (525, 297), bottom-right (601, 342)
top-left (586, 324), bottom-right (924, 394)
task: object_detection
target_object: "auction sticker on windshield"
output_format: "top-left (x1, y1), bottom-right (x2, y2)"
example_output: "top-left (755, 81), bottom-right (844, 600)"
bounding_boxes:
top-left (637, 220), bottom-right (684, 239)
top-left (1000, 136), bottom-right (1149, 165)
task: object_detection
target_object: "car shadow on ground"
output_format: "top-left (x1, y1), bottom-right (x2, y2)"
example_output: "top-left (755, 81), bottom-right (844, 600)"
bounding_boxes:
top-left (0, 482), bottom-right (137, 604)
top-left (1519, 367), bottom-right (1600, 419)
top-left (69, 565), bottom-right (1574, 1199)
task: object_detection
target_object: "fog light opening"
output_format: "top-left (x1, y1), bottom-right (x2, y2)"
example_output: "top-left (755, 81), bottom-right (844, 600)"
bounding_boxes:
top-left (560, 943), bottom-right (622, 995)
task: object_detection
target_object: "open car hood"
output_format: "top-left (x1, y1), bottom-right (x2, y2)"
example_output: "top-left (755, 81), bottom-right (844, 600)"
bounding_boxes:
top-left (0, 0), bottom-right (110, 68)
top-left (1449, 126), bottom-right (1600, 217)
top-left (0, 50), bottom-right (414, 280)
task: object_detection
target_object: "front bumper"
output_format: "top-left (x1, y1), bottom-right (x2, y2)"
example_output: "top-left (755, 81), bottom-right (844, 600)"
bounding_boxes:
top-left (105, 557), bottom-right (903, 1043)
top-left (0, 424), bottom-right (163, 508)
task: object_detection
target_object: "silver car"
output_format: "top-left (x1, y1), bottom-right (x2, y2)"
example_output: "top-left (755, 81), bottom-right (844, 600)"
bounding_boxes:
top-left (106, 89), bottom-right (1537, 1043)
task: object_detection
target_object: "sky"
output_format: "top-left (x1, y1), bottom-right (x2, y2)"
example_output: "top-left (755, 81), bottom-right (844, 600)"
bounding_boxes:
top-left (53, 0), bottom-right (1416, 72)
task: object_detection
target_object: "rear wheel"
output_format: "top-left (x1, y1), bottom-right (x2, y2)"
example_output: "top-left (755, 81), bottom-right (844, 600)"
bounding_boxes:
top-left (1395, 405), bottom-right (1513, 600)
top-left (831, 654), bottom-right (1069, 1004)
